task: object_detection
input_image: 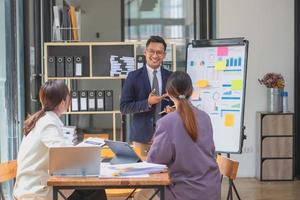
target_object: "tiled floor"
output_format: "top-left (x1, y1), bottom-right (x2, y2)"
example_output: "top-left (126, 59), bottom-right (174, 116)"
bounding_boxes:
top-left (58, 178), bottom-right (300, 200)
top-left (221, 178), bottom-right (300, 200)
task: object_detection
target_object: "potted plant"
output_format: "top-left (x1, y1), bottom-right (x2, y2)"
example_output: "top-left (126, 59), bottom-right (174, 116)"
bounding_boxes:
top-left (258, 73), bottom-right (285, 112)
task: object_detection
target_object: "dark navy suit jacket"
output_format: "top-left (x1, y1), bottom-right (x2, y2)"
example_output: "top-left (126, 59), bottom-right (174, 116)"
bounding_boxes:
top-left (120, 66), bottom-right (173, 143)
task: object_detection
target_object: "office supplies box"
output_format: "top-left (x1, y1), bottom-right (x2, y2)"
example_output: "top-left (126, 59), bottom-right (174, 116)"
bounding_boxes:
top-left (71, 90), bottom-right (79, 111)
top-left (49, 146), bottom-right (101, 176)
top-left (104, 90), bottom-right (113, 111)
top-left (104, 140), bottom-right (142, 165)
top-left (96, 90), bottom-right (105, 111)
top-left (47, 56), bottom-right (56, 77)
top-left (56, 56), bottom-right (65, 77)
top-left (74, 56), bottom-right (83, 76)
top-left (88, 90), bottom-right (96, 111)
top-left (62, 126), bottom-right (77, 146)
top-left (65, 56), bottom-right (74, 77)
top-left (79, 90), bottom-right (88, 111)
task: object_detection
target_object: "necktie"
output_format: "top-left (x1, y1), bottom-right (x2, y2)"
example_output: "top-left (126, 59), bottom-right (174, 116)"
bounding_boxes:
top-left (152, 70), bottom-right (160, 122)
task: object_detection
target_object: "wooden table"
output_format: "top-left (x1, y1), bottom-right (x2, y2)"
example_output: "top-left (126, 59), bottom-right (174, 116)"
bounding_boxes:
top-left (48, 172), bottom-right (170, 200)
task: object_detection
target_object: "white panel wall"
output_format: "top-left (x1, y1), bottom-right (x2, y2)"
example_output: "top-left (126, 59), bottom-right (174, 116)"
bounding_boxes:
top-left (216, 0), bottom-right (294, 177)
top-left (80, 0), bottom-right (121, 41)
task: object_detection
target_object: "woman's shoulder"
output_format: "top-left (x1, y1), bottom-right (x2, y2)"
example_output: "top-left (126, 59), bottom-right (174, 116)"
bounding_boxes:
top-left (193, 107), bottom-right (211, 120)
top-left (157, 111), bottom-right (181, 125)
top-left (36, 111), bottom-right (62, 129)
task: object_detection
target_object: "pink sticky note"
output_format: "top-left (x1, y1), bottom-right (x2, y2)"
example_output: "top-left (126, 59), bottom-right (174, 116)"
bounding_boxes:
top-left (217, 47), bottom-right (228, 56)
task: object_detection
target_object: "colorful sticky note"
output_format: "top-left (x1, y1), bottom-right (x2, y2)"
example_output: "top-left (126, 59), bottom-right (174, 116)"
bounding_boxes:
top-left (231, 80), bottom-right (243, 90)
top-left (225, 113), bottom-right (234, 127)
top-left (191, 90), bottom-right (201, 101)
top-left (215, 60), bottom-right (226, 71)
top-left (217, 47), bottom-right (228, 56)
top-left (196, 80), bottom-right (209, 88)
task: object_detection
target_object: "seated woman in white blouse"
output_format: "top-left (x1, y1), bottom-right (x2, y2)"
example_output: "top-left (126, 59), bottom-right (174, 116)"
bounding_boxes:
top-left (13, 80), bottom-right (107, 200)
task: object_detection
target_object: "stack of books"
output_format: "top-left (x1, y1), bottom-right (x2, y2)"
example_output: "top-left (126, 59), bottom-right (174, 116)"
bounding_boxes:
top-left (100, 162), bottom-right (167, 178)
top-left (110, 55), bottom-right (135, 77)
top-left (62, 126), bottom-right (78, 146)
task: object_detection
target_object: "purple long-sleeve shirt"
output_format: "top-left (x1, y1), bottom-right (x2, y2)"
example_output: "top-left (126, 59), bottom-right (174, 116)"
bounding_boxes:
top-left (147, 107), bottom-right (221, 200)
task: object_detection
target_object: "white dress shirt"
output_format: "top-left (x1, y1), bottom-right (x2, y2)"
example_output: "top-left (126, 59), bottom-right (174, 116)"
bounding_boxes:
top-left (14, 111), bottom-right (66, 200)
top-left (146, 65), bottom-right (162, 95)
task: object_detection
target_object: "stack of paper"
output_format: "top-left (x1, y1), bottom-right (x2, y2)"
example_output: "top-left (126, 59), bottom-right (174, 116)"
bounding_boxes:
top-left (62, 126), bottom-right (78, 146)
top-left (76, 137), bottom-right (105, 147)
top-left (100, 162), bottom-right (167, 178)
top-left (110, 55), bottom-right (135, 77)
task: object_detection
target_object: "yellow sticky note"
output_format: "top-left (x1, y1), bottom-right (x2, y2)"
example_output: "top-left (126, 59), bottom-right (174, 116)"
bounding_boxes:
top-left (196, 80), bottom-right (208, 88)
top-left (215, 60), bottom-right (226, 71)
top-left (231, 80), bottom-right (243, 90)
top-left (225, 113), bottom-right (234, 127)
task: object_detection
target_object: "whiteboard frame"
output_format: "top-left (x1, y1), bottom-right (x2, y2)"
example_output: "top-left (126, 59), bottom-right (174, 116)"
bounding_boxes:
top-left (186, 38), bottom-right (249, 153)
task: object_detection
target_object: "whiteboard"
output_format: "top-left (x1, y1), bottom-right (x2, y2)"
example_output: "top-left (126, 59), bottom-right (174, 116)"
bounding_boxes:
top-left (186, 39), bottom-right (248, 153)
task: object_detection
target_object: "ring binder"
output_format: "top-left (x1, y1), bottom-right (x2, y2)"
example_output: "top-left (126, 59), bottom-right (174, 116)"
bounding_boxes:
top-left (65, 56), bottom-right (74, 77)
top-left (79, 90), bottom-right (88, 111)
top-left (96, 90), bottom-right (105, 111)
top-left (56, 56), bottom-right (65, 77)
top-left (74, 56), bottom-right (82, 76)
top-left (71, 91), bottom-right (79, 111)
top-left (88, 90), bottom-right (96, 111)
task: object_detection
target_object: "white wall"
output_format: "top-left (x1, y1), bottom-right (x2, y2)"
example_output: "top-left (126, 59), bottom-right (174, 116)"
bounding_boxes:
top-left (216, 0), bottom-right (294, 177)
top-left (80, 0), bottom-right (121, 41)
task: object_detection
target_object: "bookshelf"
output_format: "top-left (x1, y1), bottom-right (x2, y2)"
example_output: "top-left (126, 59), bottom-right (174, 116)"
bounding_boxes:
top-left (43, 42), bottom-right (176, 141)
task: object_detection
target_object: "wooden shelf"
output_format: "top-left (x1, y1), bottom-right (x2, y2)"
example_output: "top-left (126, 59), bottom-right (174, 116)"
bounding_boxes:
top-left (47, 76), bottom-right (126, 80)
top-left (65, 111), bottom-right (121, 115)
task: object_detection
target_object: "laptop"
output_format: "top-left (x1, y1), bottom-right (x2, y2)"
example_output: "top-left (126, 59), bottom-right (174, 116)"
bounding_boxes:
top-left (104, 140), bottom-right (142, 165)
top-left (49, 146), bottom-right (101, 176)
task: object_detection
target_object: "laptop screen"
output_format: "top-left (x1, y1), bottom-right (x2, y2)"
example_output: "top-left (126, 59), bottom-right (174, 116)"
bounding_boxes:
top-left (104, 140), bottom-right (141, 165)
top-left (49, 146), bottom-right (101, 176)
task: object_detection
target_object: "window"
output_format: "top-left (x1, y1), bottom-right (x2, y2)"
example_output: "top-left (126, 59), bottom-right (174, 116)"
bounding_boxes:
top-left (0, 0), bottom-right (24, 198)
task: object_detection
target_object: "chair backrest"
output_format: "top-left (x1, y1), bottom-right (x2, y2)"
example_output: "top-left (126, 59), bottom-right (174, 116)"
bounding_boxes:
top-left (216, 155), bottom-right (239, 180)
top-left (0, 160), bottom-right (17, 183)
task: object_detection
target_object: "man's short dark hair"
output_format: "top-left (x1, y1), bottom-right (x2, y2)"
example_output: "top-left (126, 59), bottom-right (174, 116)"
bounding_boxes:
top-left (146, 36), bottom-right (167, 51)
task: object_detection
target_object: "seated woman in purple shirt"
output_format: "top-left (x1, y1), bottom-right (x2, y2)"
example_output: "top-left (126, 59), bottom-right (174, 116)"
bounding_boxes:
top-left (146, 71), bottom-right (221, 200)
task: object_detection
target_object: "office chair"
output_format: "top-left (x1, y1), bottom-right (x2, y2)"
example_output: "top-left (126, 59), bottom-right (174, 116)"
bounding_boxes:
top-left (0, 160), bottom-right (17, 200)
top-left (217, 155), bottom-right (241, 200)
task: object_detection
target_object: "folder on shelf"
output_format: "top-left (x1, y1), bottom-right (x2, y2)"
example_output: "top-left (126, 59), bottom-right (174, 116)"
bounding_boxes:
top-left (104, 90), bottom-right (113, 111)
top-left (65, 56), bottom-right (74, 77)
top-left (79, 90), bottom-right (88, 111)
top-left (56, 56), bottom-right (65, 77)
top-left (52, 6), bottom-right (62, 41)
top-left (88, 90), bottom-right (96, 111)
top-left (96, 90), bottom-right (105, 111)
top-left (69, 5), bottom-right (78, 41)
top-left (71, 91), bottom-right (79, 111)
top-left (74, 56), bottom-right (82, 76)
top-left (47, 56), bottom-right (56, 77)
top-left (62, 6), bottom-right (71, 41)
top-left (136, 55), bottom-right (145, 69)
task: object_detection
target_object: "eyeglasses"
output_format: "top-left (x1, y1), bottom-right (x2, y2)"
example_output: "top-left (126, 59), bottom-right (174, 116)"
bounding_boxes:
top-left (146, 49), bottom-right (165, 57)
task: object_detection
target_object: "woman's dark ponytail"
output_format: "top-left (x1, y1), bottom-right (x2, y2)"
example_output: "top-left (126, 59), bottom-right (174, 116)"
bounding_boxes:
top-left (166, 71), bottom-right (198, 142)
top-left (23, 80), bottom-right (69, 136)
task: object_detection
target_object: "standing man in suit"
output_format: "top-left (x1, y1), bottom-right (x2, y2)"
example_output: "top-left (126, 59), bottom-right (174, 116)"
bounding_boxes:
top-left (120, 36), bottom-right (173, 155)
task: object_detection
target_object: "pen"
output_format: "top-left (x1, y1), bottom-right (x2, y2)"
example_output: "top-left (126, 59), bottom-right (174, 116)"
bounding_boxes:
top-left (159, 105), bottom-right (176, 115)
